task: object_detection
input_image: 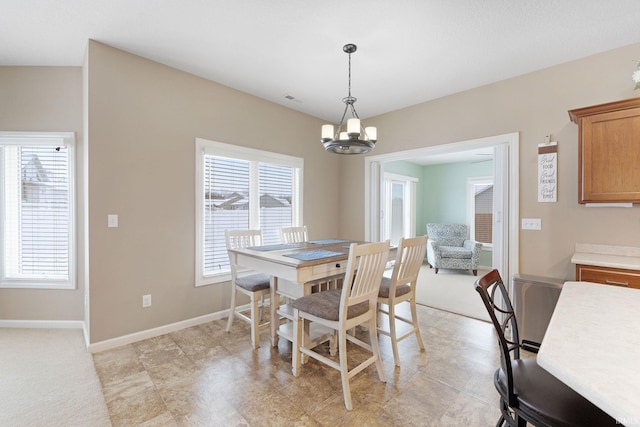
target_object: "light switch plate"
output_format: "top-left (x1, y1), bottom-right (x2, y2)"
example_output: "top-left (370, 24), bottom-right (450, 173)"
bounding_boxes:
top-left (521, 218), bottom-right (541, 230)
top-left (108, 214), bottom-right (118, 228)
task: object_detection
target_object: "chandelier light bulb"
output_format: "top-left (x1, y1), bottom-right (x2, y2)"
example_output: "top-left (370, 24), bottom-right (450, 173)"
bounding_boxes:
top-left (321, 124), bottom-right (334, 141)
top-left (365, 127), bottom-right (377, 142)
top-left (347, 118), bottom-right (360, 136)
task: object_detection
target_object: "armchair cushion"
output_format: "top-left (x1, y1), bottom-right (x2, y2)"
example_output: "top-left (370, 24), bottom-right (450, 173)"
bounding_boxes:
top-left (437, 246), bottom-right (473, 259)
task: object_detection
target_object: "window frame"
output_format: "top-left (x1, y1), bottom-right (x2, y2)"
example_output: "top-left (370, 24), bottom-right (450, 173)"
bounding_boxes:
top-left (195, 138), bottom-right (303, 286)
top-left (467, 175), bottom-right (493, 248)
top-left (0, 131), bottom-right (76, 289)
top-left (382, 172), bottom-right (417, 246)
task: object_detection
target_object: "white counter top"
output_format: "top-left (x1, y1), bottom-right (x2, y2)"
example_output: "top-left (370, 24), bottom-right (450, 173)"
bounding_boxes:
top-left (538, 281), bottom-right (640, 424)
top-left (571, 243), bottom-right (640, 270)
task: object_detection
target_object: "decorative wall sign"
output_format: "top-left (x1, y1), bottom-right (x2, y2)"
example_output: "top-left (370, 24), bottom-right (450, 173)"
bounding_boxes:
top-left (538, 138), bottom-right (557, 202)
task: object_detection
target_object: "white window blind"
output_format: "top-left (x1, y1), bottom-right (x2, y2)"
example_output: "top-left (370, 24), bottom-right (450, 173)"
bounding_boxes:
top-left (1, 132), bottom-right (75, 289)
top-left (203, 156), bottom-right (250, 275)
top-left (196, 138), bottom-right (303, 285)
top-left (259, 163), bottom-right (293, 244)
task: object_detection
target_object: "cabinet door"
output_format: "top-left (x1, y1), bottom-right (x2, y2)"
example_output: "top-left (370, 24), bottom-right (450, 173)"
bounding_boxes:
top-left (580, 107), bottom-right (640, 203)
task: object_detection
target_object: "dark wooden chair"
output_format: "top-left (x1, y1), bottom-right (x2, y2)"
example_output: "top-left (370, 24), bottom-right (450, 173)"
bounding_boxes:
top-left (474, 269), bottom-right (617, 427)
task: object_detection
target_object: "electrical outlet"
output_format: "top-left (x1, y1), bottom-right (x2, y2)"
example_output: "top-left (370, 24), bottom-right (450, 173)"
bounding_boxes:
top-left (521, 218), bottom-right (542, 230)
top-left (142, 294), bottom-right (152, 308)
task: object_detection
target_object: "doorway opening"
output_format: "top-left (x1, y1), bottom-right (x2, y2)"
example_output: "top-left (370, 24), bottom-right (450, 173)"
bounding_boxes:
top-left (365, 132), bottom-right (519, 284)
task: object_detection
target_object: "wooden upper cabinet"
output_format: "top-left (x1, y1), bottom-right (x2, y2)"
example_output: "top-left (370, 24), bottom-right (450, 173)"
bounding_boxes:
top-left (569, 97), bottom-right (640, 204)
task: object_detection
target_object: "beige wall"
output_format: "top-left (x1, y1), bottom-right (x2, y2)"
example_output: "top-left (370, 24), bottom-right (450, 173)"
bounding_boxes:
top-left (85, 41), bottom-right (340, 342)
top-left (4, 41), bottom-right (640, 343)
top-left (0, 67), bottom-right (85, 321)
top-left (338, 42), bottom-right (640, 280)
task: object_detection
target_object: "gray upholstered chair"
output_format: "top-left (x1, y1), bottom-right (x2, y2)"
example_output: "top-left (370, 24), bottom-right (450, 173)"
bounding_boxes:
top-left (426, 223), bottom-right (481, 276)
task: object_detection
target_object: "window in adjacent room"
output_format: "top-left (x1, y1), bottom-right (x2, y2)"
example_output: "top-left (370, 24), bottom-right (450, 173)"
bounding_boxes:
top-left (467, 176), bottom-right (493, 247)
top-left (195, 138), bottom-right (303, 286)
top-left (382, 172), bottom-right (417, 247)
top-left (0, 132), bottom-right (76, 289)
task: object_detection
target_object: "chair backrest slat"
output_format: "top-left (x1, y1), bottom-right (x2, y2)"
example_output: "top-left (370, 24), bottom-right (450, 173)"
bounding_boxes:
top-left (341, 241), bottom-right (390, 310)
top-left (391, 236), bottom-right (428, 287)
top-left (280, 226), bottom-right (308, 243)
top-left (225, 229), bottom-right (263, 276)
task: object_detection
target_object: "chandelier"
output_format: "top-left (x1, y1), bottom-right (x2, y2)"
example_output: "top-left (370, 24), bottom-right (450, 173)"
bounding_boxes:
top-left (321, 44), bottom-right (377, 155)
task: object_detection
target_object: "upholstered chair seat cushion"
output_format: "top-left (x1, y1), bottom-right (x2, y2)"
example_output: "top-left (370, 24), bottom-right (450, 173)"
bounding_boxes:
top-left (235, 273), bottom-right (271, 292)
top-left (495, 358), bottom-right (616, 426)
top-left (291, 289), bottom-right (369, 321)
top-left (438, 246), bottom-right (473, 259)
top-left (378, 277), bottom-right (411, 298)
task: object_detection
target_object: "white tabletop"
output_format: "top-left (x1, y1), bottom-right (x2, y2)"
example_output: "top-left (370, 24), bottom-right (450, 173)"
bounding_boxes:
top-left (537, 281), bottom-right (640, 424)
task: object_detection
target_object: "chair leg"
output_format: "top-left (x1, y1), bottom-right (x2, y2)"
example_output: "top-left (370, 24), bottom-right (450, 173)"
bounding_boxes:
top-left (250, 293), bottom-right (260, 349)
top-left (258, 294), bottom-right (265, 321)
top-left (369, 315), bottom-right (386, 383)
top-left (473, 269), bottom-right (477, 276)
top-left (329, 331), bottom-right (338, 356)
top-left (434, 268), bottom-right (439, 274)
top-left (388, 302), bottom-right (401, 367)
top-left (514, 413), bottom-right (526, 427)
top-left (410, 299), bottom-right (425, 351)
top-left (292, 309), bottom-right (302, 377)
top-left (225, 286), bottom-right (237, 332)
top-left (338, 328), bottom-right (353, 410)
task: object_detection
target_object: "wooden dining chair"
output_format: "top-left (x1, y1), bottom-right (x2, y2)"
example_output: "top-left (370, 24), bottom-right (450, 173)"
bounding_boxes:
top-left (279, 225), bottom-right (308, 243)
top-left (292, 240), bottom-right (390, 410)
top-left (377, 236), bottom-right (427, 367)
top-left (225, 229), bottom-right (272, 349)
top-left (475, 269), bottom-right (617, 427)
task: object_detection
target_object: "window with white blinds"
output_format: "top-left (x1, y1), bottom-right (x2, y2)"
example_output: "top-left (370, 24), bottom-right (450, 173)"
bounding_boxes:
top-left (0, 132), bottom-right (75, 289)
top-left (195, 138), bottom-right (303, 286)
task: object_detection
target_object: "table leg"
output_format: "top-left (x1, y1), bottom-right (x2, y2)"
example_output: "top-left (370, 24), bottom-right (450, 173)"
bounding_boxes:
top-left (270, 276), bottom-right (279, 347)
top-left (292, 308), bottom-right (302, 376)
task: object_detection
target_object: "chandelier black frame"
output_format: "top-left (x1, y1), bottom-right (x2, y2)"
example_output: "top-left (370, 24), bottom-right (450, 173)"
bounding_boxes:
top-left (321, 44), bottom-right (377, 155)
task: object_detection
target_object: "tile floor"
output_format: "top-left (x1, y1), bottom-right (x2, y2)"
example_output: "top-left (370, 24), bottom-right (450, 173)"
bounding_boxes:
top-left (93, 305), bottom-right (506, 426)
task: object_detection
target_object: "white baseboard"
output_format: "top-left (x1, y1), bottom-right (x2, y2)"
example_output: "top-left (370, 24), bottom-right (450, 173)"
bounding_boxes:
top-left (1, 305), bottom-right (245, 354)
top-left (86, 308), bottom-right (232, 353)
top-left (0, 319), bottom-right (85, 329)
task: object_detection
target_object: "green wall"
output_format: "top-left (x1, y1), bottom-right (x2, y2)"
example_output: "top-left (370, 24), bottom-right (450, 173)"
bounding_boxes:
top-left (385, 158), bottom-right (494, 267)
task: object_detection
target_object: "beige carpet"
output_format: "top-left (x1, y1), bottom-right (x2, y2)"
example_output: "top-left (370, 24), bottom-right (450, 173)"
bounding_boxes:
top-left (414, 265), bottom-right (491, 322)
top-left (0, 328), bottom-right (111, 427)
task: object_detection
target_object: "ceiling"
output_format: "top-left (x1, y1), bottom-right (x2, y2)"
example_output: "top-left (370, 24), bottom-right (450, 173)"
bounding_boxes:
top-left (2, 1), bottom-right (640, 126)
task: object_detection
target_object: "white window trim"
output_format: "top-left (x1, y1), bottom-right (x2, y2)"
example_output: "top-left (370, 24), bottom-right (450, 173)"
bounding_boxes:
top-left (467, 175), bottom-right (493, 249)
top-left (382, 172), bottom-right (417, 243)
top-left (0, 131), bottom-right (76, 289)
top-left (195, 138), bottom-right (303, 286)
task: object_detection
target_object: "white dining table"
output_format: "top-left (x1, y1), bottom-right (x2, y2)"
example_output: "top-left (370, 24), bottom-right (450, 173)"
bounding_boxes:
top-left (228, 239), bottom-right (364, 347)
top-left (537, 281), bottom-right (640, 425)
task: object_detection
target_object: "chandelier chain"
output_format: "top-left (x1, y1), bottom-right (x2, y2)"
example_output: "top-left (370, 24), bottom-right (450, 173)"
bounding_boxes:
top-left (348, 51), bottom-right (352, 99)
